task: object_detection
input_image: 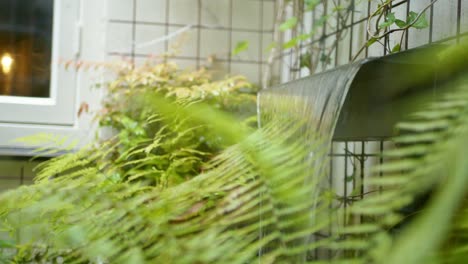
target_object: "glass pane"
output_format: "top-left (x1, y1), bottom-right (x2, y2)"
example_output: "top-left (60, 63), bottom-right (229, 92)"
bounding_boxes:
top-left (0, 0), bottom-right (53, 98)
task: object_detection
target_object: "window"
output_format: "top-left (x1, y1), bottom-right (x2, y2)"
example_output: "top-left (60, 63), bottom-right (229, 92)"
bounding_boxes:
top-left (0, 0), bottom-right (53, 98)
top-left (0, 0), bottom-right (79, 125)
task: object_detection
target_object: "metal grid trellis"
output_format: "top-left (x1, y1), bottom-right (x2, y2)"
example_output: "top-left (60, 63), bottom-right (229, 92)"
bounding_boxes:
top-left (279, 0), bottom-right (468, 81)
top-left (329, 140), bottom-right (391, 205)
top-left (107, 0), bottom-right (278, 85)
top-left (275, 0), bottom-right (468, 207)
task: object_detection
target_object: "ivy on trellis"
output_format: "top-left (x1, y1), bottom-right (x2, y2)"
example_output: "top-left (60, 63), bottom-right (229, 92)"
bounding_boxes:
top-left (233, 0), bottom-right (435, 82)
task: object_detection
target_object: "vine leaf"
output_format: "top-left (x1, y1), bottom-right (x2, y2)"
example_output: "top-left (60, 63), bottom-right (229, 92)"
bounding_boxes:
top-left (332, 4), bottom-right (345, 12)
top-left (378, 12), bottom-right (396, 29)
top-left (279, 17), bottom-right (298, 31)
top-left (265, 42), bottom-right (277, 52)
top-left (232, 41), bottom-right (249, 56)
top-left (320, 53), bottom-right (331, 65)
top-left (395, 19), bottom-right (407, 28)
top-left (299, 52), bottom-right (312, 70)
top-left (366, 37), bottom-right (378, 47)
top-left (297, 33), bottom-right (311, 41)
top-left (305, 0), bottom-right (321, 11)
top-left (408, 11), bottom-right (429, 29)
top-left (345, 175), bottom-right (355, 183)
top-left (392, 44), bottom-right (401, 53)
top-left (394, 11), bottom-right (429, 30)
top-left (314, 15), bottom-right (330, 27)
top-left (283, 38), bottom-right (298, 49)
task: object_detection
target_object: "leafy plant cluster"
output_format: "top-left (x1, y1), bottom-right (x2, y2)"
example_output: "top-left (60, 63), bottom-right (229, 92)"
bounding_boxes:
top-left (1, 23), bottom-right (468, 264)
top-left (234, 0), bottom-right (435, 86)
top-left (364, 0), bottom-right (431, 55)
top-left (0, 84), bottom-right (326, 263)
top-left (88, 61), bottom-right (257, 187)
top-left (0, 45), bottom-right (467, 263)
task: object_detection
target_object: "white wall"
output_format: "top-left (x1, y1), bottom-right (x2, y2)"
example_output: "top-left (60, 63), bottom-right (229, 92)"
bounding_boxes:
top-left (106, 0), bottom-right (276, 84)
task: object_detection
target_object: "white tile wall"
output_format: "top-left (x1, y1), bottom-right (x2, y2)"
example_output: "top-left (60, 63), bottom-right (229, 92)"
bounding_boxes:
top-left (0, 159), bottom-right (39, 193)
top-left (107, 22), bottom-right (133, 54)
top-left (231, 62), bottom-right (261, 84)
top-left (262, 33), bottom-right (273, 61)
top-left (432, 0), bottom-right (458, 42)
top-left (408, 0), bottom-right (431, 49)
top-left (200, 29), bottom-right (230, 59)
top-left (201, 0), bottom-right (230, 27)
top-left (233, 0), bottom-right (261, 30)
top-left (461, 1), bottom-right (468, 34)
top-left (168, 26), bottom-right (199, 57)
top-left (136, 0), bottom-right (166, 22)
top-left (232, 31), bottom-right (261, 61)
top-left (135, 24), bottom-right (166, 55)
top-left (351, 22), bottom-right (367, 61)
top-left (354, 0), bottom-right (369, 21)
top-left (262, 0), bottom-right (275, 31)
top-left (169, 0), bottom-right (199, 25)
top-left (105, 0), bottom-right (276, 86)
top-left (108, 0), bottom-right (134, 21)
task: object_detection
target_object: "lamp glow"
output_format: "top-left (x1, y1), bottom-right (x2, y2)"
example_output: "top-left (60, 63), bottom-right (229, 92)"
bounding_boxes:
top-left (1, 53), bottom-right (13, 74)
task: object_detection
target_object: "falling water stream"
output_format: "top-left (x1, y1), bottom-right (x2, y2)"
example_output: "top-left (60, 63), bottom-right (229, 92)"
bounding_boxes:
top-left (257, 61), bottom-right (364, 260)
top-left (258, 62), bottom-right (363, 143)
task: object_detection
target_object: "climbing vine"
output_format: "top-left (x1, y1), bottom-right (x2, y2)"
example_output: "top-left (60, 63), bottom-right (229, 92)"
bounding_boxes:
top-left (232, 0), bottom-right (437, 88)
top-left (280, 0), bottom-right (434, 75)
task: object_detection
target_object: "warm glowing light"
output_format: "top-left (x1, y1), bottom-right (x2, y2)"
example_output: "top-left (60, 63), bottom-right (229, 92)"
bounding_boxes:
top-left (1, 53), bottom-right (14, 74)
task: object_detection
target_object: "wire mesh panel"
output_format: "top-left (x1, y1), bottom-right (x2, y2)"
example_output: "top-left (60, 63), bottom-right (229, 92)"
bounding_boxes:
top-left (274, 0), bottom-right (468, 212)
top-left (278, 0), bottom-right (468, 82)
top-left (270, 1), bottom-right (468, 260)
top-left (106, 0), bottom-right (278, 85)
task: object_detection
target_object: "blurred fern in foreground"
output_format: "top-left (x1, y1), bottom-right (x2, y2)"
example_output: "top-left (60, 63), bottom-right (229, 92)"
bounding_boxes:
top-left (94, 61), bottom-right (257, 187)
top-left (2, 47), bottom-right (468, 263)
top-left (0, 101), bottom-right (330, 263)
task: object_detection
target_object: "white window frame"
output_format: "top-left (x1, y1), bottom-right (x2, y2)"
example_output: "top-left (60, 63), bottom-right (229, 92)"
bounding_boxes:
top-left (0, 0), bottom-right (108, 156)
top-left (0, 0), bottom-right (79, 125)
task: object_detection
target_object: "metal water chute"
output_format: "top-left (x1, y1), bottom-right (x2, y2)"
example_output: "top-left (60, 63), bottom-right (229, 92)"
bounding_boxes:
top-left (259, 44), bottom-right (450, 141)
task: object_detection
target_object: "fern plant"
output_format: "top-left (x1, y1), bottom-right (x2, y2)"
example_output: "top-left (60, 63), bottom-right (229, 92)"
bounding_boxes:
top-left (86, 61), bottom-right (256, 188)
top-left (0, 98), bottom-right (331, 263)
top-left (1, 45), bottom-right (468, 263)
top-left (317, 44), bottom-right (468, 263)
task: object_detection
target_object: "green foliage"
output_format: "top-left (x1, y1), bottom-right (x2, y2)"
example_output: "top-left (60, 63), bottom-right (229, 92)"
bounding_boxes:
top-left (299, 51), bottom-right (312, 70)
top-left (378, 12), bottom-right (396, 29)
top-left (407, 11), bottom-right (429, 29)
top-left (279, 17), bottom-right (298, 31)
top-left (1, 18), bottom-right (468, 264)
top-left (305, 0), bottom-right (321, 11)
top-left (91, 62), bottom-right (257, 187)
top-left (5, 69), bottom-right (468, 262)
top-left (265, 0), bottom-right (434, 72)
top-left (380, 11), bottom-right (429, 30)
top-left (391, 43), bottom-right (401, 53)
top-left (0, 99), bottom-right (330, 263)
top-left (321, 78), bottom-right (468, 263)
top-left (236, 0), bottom-right (434, 74)
top-left (232, 41), bottom-right (249, 56)
top-left (14, 133), bottom-right (79, 157)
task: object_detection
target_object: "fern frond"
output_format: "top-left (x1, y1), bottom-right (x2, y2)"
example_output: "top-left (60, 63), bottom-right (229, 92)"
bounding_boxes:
top-left (325, 77), bottom-right (468, 263)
